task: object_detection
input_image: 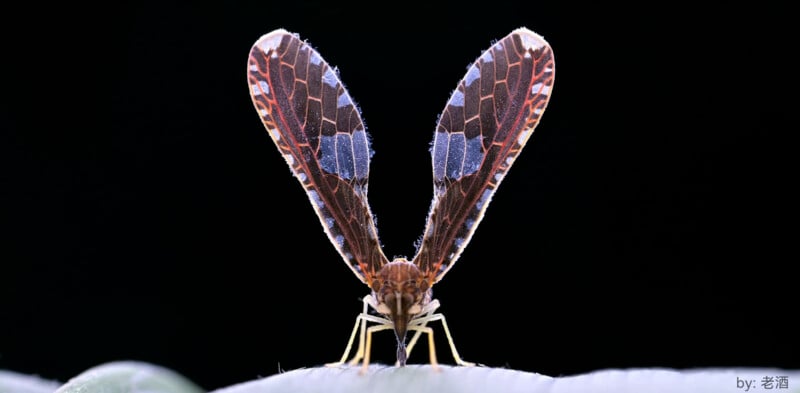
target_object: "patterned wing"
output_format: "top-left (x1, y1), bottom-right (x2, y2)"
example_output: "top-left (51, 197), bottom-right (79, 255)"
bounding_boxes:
top-left (414, 28), bottom-right (555, 283)
top-left (247, 29), bottom-right (388, 284)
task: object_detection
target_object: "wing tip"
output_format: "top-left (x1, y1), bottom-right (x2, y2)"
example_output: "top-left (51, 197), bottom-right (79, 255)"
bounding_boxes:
top-left (253, 28), bottom-right (295, 53)
top-left (512, 27), bottom-right (551, 51)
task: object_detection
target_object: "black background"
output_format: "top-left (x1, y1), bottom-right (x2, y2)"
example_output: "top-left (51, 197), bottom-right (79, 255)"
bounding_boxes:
top-left (2, 1), bottom-right (795, 390)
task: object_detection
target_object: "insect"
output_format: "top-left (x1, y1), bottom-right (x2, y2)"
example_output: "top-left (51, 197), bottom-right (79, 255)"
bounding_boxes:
top-left (247, 28), bottom-right (554, 371)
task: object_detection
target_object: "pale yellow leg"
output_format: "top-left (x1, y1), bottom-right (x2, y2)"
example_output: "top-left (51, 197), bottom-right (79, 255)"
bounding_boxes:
top-left (404, 328), bottom-right (424, 363)
top-left (360, 324), bottom-right (394, 374)
top-left (326, 295), bottom-right (388, 367)
top-left (411, 312), bottom-right (476, 367)
top-left (325, 314), bottom-right (364, 366)
top-left (406, 324), bottom-right (439, 371)
top-left (404, 299), bottom-right (440, 361)
top-left (347, 313), bottom-right (391, 366)
top-left (329, 296), bottom-right (474, 371)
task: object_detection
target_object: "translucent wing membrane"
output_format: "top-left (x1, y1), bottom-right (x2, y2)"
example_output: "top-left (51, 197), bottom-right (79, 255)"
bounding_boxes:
top-left (247, 29), bottom-right (388, 283)
top-left (414, 28), bottom-right (555, 283)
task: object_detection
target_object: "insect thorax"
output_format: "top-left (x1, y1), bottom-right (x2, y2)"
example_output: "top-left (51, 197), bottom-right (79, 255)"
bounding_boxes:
top-left (371, 260), bottom-right (432, 320)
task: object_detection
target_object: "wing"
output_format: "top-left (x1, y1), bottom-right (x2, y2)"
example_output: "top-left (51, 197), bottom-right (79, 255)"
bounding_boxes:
top-left (413, 28), bottom-right (555, 284)
top-left (247, 29), bottom-right (388, 284)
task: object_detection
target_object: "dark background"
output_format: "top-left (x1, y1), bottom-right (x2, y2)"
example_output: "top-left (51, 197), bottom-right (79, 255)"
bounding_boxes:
top-left (2, 1), bottom-right (795, 390)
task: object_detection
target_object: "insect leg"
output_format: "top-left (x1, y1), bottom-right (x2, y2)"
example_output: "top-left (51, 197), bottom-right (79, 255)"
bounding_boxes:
top-left (326, 295), bottom-right (389, 367)
top-left (406, 324), bottom-right (440, 371)
top-left (410, 310), bottom-right (476, 367)
top-left (360, 323), bottom-right (395, 374)
top-left (402, 299), bottom-right (441, 363)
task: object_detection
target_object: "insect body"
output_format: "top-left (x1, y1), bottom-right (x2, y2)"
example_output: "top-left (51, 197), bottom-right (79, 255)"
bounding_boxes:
top-left (247, 28), bottom-right (554, 370)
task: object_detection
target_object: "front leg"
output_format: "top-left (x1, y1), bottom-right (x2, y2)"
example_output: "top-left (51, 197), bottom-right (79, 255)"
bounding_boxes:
top-left (411, 311), bottom-right (475, 367)
top-left (401, 299), bottom-right (440, 363)
top-left (404, 299), bottom-right (475, 367)
top-left (405, 324), bottom-right (439, 371)
top-left (361, 323), bottom-right (395, 374)
top-left (327, 294), bottom-right (389, 367)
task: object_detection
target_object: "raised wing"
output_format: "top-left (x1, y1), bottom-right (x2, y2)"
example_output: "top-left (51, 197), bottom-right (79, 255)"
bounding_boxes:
top-left (247, 29), bottom-right (388, 284)
top-left (414, 28), bottom-right (555, 283)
